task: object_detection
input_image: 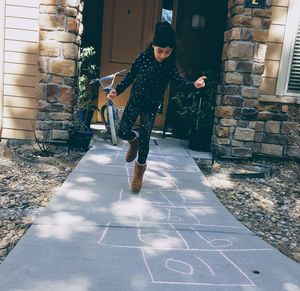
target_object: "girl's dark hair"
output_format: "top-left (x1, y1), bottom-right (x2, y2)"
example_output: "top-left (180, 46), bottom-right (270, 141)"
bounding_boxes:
top-left (147, 21), bottom-right (177, 65)
top-left (152, 21), bottom-right (176, 48)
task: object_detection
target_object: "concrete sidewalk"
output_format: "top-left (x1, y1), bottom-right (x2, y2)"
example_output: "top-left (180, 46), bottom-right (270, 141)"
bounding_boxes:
top-left (0, 134), bottom-right (300, 291)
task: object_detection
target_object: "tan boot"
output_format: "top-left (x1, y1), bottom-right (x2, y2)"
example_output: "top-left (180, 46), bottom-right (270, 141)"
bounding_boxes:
top-left (131, 162), bottom-right (147, 192)
top-left (126, 137), bottom-right (139, 163)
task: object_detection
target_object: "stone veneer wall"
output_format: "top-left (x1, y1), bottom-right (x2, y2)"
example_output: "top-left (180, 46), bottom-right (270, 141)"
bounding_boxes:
top-left (36, 0), bottom-right (83, 141)
top-left (214, 0), bottom-right (276, 158)
top-left (255, 101), bottom-right (300, 158)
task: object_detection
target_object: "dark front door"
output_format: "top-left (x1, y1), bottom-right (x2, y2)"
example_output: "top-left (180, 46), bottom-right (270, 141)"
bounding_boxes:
top-left (176, 0), bottom-right (227, 78)
top-left (98, 0), bottom-right (162, 125)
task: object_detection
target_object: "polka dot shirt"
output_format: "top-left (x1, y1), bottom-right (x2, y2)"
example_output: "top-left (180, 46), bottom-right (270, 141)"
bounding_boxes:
top-left (115, 47), bottom-right (195, 113)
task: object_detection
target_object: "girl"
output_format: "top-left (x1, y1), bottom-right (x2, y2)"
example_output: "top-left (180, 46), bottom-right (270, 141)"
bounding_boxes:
top-left (108, 21), bottom-right (206, 192)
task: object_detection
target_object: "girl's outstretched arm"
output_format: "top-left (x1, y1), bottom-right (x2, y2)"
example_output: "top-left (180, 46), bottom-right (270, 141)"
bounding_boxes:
top-left (171, 64), bottom-right (206, 92)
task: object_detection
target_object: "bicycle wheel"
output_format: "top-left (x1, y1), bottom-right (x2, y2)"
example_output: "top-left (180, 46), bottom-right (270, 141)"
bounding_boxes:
top-left (108, 105), bottom-right (118, 145)
top-left (100, 104), bottom-right (110, 132)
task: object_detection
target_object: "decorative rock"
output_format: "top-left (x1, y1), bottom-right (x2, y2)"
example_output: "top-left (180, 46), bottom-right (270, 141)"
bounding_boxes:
top-left (60, 87), bottom-right (75, 104)
top-left (221, 85), bottom-right (240, 95)
top-left (50, 59), bottom-right (76, 77)
top-left (216, 126), bottom-right (230, 138)
top-left (254, 43), bottom-right (268, 62)
top-left (252, 29), bottom-right (269, 43)
top-left (232, 147), bottom-right (253, 157)
top-left (227, 41), bottom-right (254, 60)
top-left (261, 143), bottom-right (283, 156)
top-left (253, 63), bottom-right (265, 74)
top-left (222, 95), bottom-right (245, 106)
top-left (55, 31), bottom-right (77, 43)
top-left (231, 15), bottom-right (252, 27)
top-left (62, 43), bottom-right (79, 60)
top-left (39, 40), bottom-right (59, 57)
top-left (49, 112), bottom-right (72, 121)
top-left (262, 134), bottom-right (286, 145)
top-left (220, 118), bottom-right (238, 127)
top-left (286, 146), bottom-right (300, 158)
top-left (265, 121), bottom-right (280, 134)
top-left (252, 75), bottom-right (263, 87)
top-left (51, 104), bottom-right (64, 112)
top-left (37, 100), bottom-right (50, 112)
top-left (225, 60), bottom-right (237, 71)
top-left (234, 127), bottom-right (255, 141)
top-left (217, 106), bottom-right (236, 119)
top-left (241, 87), bottom-right (260, 98)
top-left (39, 15), bottom-right (65, 31)
top-left (52, 130), bottom-right (69, 140)
top-left (257, 111), bottom-right (288, 121)
top-left (237, 62), bottom-right (253, 73)
top-left (46, 84), bottom-right (59, 103)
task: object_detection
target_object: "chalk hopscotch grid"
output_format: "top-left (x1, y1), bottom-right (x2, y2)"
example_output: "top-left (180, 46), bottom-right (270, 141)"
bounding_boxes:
top-left (94, 145), bottom-right (272, 287)
top-left (96, 188), bottom-right (273, 287)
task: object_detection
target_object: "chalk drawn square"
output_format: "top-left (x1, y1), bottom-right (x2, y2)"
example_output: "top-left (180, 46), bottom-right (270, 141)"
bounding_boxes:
top-left (141, 207), bottom-right (200, 225)
top-left (138, 190), bottom-right (172, 207)
top-left (141, 249), bottom-right (254, 287)
top-left (160, 190), bottom-right (219, 207)
top-left (98, 223), bottom-right (188, 250)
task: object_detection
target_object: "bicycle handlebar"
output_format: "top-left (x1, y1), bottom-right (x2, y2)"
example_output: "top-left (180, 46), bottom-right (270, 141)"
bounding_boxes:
top-left (90, 69), bottom-right (126, 88)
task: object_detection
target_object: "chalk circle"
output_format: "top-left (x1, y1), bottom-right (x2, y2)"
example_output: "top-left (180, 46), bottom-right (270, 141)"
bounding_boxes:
top-left (139, 233), bottom-right (170, 245)
top-left (165, 258), bottom-right (194, 275)
top-left (150, 209), bottom-right (182, 222)
top-left (209, 239), bottom-right (232, 248)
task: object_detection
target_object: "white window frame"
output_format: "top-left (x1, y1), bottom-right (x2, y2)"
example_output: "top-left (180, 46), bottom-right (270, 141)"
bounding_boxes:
top-left (276, 0), bottom-right (300, 97)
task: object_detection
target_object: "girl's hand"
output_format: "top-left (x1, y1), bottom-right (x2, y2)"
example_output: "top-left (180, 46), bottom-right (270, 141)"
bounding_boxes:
top-left (107, 89), bottom-right (117, 100)
top-left (194, 76), bottom-right (206, 89)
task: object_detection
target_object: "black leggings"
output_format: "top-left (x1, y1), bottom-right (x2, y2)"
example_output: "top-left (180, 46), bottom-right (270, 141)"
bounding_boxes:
top-left (118, 102), bottom-right (156, 164)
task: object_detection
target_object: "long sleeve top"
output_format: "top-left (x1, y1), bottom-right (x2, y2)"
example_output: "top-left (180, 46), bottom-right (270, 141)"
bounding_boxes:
top-left (115, 47), bottom-right (195, 113)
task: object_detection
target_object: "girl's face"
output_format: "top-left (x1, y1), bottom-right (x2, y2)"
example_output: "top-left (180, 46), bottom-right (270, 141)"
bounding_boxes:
top-left (152, 45), bottom-right (173, 63)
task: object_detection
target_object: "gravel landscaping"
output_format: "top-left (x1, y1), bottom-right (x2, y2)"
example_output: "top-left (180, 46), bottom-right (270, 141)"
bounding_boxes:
top-left (195, 157), bottom-right (300, 263)
top-left (0, 142), bottom-right (84, 263)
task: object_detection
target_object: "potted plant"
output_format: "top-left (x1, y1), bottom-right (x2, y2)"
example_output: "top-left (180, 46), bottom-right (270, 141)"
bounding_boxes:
top-left (170, 70), bottom-right (218, 151)
top-left (68, 46), bottom-right (100, 152)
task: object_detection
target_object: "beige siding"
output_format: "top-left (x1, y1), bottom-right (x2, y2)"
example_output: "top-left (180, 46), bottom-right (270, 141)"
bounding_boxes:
top-left (262, 0), bottom-right (299, 99)
top-left (4, 63), bottom-right (37, 76)
top-left (260, 0), bottom-right (288, 95)
top-left (3, 107), bottom-right (36, 119)
top-left (271, 0), bottom-right (289, 6)
top-left (265, 42), bottom-right (282, 61)
top-left (3, 96), bottom-right (37, 108)
top-left (4, 74), bottom-right (37, 87)
top-left (261, 3), bottom-right (288, 95)
top-left (2, 0), bottom-right (39, 140)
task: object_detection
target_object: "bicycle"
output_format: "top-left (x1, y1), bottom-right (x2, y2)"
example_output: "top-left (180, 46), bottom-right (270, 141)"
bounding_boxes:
top-left (90, 69), bottom-right (126, 145)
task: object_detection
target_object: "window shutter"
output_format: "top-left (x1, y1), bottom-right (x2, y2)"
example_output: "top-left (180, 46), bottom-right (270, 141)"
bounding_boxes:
top-left (287, 17), bottom-right (300, 93)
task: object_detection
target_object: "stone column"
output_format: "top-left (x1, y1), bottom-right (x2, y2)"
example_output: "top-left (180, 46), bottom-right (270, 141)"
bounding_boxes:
top-left (36, 0), bottom-right (84, 142)
top-left (213, 0), bottom-right (272, 158)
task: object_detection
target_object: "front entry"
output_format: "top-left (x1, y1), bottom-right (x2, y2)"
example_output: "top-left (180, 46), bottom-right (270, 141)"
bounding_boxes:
top-left (97, 0), bottom-right (226, 131)
top-left (98, 0), bottom-right (164, 128)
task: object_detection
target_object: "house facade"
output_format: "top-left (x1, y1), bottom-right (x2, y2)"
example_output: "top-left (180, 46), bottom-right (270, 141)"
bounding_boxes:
top-left (0, 0), bottom-right (299, 158)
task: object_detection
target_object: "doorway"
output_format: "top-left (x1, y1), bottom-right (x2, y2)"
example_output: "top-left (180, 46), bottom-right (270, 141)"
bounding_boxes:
top-left (176, 0), bottom-right (227, 78)
top-left (82, 0), bottom-right (227, 132)
top-left (165, 0), bottom-right (227, 142)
